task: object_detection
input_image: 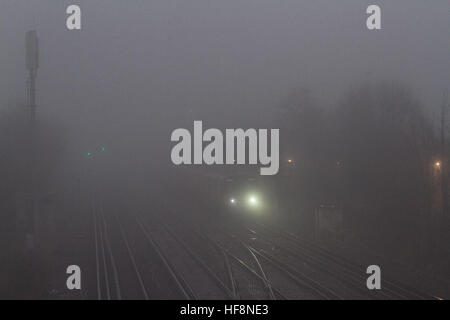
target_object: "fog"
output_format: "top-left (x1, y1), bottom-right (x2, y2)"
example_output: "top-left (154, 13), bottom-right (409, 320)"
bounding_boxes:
top-left (2, 1), bottom-right (449, 128)
top-left (1, 0), bottom-right (450, 299)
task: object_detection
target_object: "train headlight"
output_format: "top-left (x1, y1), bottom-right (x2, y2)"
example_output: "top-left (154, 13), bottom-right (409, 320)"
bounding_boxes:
top-left (248, 195), bottom-right (258, 206)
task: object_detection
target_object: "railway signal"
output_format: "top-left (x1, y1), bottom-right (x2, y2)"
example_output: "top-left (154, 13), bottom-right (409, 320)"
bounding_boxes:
top-left (86, 146), bottom-right (106, 159)
top-left (434, 161), bottom-right (442, 169)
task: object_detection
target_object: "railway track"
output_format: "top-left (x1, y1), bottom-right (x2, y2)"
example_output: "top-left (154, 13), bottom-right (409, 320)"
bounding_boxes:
top-left (248, 221), bottom-right (435, 300)
top-left (135, 215), bottom-right (198, 300)
top-left (147, 214), bottom-right (288, 300)
top-left (191, 213), bottom-right (431, 300)
top-left (204, 234), bottom-right (288, 300)
top-left (91, 196), bottom-right (200, 300)
top-left (113, 212), bottom-right (149, 299)
top-left (90, 194), bottom-right (434, 300)
top-left (248, 227), bottom-right (378, 299)
top-left (168, 213), bottom-right (326, 299)
top-left (215, 227), bottom-right (343, 299)
top-left (157, 217), bottom-right (234, 299)
top-left (92, 197), bottom-right (122, 300)
top-left (156, 213), bottom-right (288, 300)
top-left (163, 212), bottom-right (346, 299)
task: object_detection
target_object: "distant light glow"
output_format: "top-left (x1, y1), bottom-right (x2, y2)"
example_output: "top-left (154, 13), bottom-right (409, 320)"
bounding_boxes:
top-left (249, 196), bottom-right (257, 205)
top-left (435, 161), bottom-right (441, 168)
top-left (230, 198), bottom-right (236, 204)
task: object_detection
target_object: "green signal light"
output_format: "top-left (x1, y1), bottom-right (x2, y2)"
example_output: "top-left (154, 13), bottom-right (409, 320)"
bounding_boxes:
top-left (100, 147), bottom-right (105, 152)
top-left (87, 152), bottom-right (91, 157)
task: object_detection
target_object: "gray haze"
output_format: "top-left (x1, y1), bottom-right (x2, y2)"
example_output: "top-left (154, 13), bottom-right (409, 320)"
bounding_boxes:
top-left (1, 1), bottom-right (449, 133)
top-left (1, 0), bottom-right (449, 195)
top-left (2, 0), bottom-right (450, 300)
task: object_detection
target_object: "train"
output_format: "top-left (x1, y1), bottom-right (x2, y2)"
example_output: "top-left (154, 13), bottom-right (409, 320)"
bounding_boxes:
top-left (167, 166), bottom-right (280, 218)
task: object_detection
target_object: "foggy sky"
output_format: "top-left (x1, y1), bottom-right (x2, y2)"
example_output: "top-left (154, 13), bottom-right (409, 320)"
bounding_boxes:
top-left (0, 0), bottom-right (449, 165)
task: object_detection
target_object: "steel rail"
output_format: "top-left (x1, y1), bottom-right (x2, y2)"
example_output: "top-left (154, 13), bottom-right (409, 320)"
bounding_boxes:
top-left (207, 235), bottom-right (288, 300)
top-left (158, 220), bottom-right (234, 299)
top-left (99, 201), bottom-right (122, 300)
top-left (135, 215), bottom-right (197, 300)
top-left (255, 223), bottom-right (431, 300)
top-left (114, 212), bottom-right (150, 300)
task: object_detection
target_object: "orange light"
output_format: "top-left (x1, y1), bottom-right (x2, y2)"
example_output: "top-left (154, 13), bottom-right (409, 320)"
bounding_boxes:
top-left (288, 159), bottom-right (293, 163)
top-left (435, 161), bottom-right (441, 168)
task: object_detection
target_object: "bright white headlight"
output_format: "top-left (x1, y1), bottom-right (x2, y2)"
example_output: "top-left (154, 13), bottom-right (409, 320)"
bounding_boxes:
top-left (248, 196), bottom-right (257, 205)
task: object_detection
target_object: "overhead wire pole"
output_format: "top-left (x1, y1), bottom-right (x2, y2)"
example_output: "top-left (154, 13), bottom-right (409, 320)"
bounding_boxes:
top-left (26, 31), bottom-right (38, 120)
top-left (26, 30), bottom-right (39, 247)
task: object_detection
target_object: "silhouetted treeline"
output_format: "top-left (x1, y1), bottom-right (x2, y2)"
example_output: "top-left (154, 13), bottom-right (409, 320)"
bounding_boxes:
top-left (278, 82), bottom-right (441, 262)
